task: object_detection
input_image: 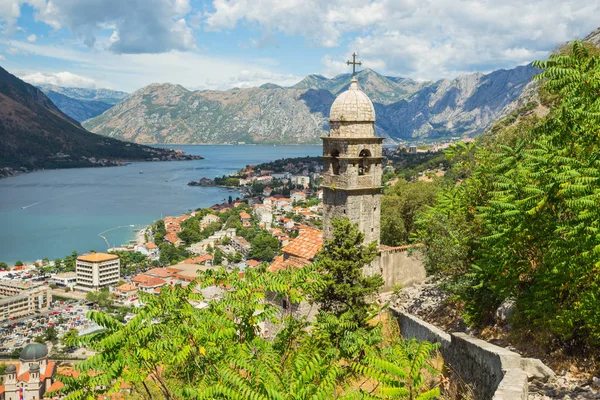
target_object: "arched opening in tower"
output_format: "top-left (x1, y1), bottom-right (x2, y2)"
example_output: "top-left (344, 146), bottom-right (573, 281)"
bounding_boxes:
top-left (358, 149), bottom-right (371, 175)
top-left (330, 149), bottom-right (340, 175)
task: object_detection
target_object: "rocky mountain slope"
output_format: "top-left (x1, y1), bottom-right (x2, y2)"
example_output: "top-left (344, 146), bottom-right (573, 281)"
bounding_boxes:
top-left (37, 85), bottom-right (129, 104)
top-left (0, 66), bottom-right (179, 173)
top-left (84, 83), bottom-right (334, 144)
top-left (37, 85), bottom-right (129, 122)
top-left (585, 27), bottom-right (600, 47)
top-left (84, 66), bottom-right (538, 144)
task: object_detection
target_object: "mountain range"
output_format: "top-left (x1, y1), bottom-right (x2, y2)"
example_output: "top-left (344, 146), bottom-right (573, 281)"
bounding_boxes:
top-left (81, 65), bottom-right (538, 144)
top-left (37, 85), bottom-right (129, 122)
top-left (0, 67), bottom-right (181, 174)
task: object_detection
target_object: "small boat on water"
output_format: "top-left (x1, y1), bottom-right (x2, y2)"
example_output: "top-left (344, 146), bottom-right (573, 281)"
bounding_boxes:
top-left (139, 171), bottom-right (144, 174)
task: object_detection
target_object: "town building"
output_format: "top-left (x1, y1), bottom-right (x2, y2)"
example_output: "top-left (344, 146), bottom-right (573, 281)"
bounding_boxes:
top-left (0, 285), bottom-right (51, 321)
top-left (164, 233), bottom-right (184, 247)
top-left (134, 242), bottom-right (160, 260)
top-left (291, 191), bottom-right (306, 203)
top-left (291, 175), bottom-right (310, 188)
top-left (239, 211), bottom-right (252, 227)
top-left (75, 253), bottom-right (120, 292)
top-left (114, 283), bottom-right (139, 306)
top-left (0, 281), bottom-right (39, 297)
top-left (1, 343), bottom-right (57, 400)
top-left (49, 272), bottom-right (77, 289)
top-left (200, 214), bottom-right (221, 229)
top-left (231, 236), bottom-right (251, 255)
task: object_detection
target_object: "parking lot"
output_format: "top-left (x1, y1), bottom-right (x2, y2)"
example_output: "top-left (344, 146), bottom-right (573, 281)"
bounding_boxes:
top-left (0, 298), bottom-right (98, 356)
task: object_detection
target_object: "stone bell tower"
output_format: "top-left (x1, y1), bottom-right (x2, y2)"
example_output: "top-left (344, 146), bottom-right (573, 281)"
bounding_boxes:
top-left (322, 54), bottom-right (383, 244)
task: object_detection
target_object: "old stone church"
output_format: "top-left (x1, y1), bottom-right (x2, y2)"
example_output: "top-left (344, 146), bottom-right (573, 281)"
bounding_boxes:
top-left (268, 60), bottom-right (425, 296)
top-left (321, 73), bottom-right (425, 290)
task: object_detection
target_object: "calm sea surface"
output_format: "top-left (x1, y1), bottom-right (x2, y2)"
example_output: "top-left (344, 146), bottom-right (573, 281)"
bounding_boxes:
top-left (0, 145), bottom-right (321, 263)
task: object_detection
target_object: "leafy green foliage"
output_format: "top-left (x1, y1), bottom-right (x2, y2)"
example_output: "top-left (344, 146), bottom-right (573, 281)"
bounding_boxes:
top-left (381, 180), bottom-right (439, 246)
top-left (314, 218), bottom-right (382, 327)
top-left (417, 41), bottom-right (600, 348)
top-left (249, 230), bottom-right (281, 262)
top-left (56, 221), bottom-right (440, 400)
top-left (351, 339), bottom-right (441, 399)
top-left (85, 289), bottom-right (113, 308)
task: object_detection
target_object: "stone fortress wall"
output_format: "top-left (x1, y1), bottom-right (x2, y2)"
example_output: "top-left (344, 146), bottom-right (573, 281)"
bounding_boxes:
top-left (389, 309), bottom-right (555, 400)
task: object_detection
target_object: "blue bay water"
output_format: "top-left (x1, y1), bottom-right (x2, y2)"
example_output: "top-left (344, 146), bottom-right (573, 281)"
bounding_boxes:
top-left (0, 145), bottom-right (321, 263)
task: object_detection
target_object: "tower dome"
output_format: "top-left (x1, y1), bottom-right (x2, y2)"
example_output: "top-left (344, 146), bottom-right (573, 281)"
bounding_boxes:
top-left (329, 78), bottom-right (375, 122)
top-left (19, 343), bottom-right (48, 361)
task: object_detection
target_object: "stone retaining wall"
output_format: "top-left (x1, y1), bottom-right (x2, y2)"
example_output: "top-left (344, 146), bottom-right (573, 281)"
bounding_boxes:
top-left (390, 308), bottom-right (535, 400)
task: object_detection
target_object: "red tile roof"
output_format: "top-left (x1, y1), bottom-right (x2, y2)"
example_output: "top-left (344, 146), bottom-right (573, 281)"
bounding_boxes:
top-left (182, 254), bottom-right (213, 264)
top-left (246, 260), bottom-right (260, 268)
top-left (268, 255), bottom-right (312, 272)
top-left (145, 242), bottom-right (158, 249)
top-left (47, 380), bottom-right (64, 393)
top-left (239, 211), bottom-right (251, 219)
top-left (164, 233), bottom-right (180, 244)
top-left (17, 371), bottom-right (30, 382)
top-left (42, 361), bottom-right (56, 380)
top-left (116, 283), bottom-right (138, 293)
top-left (145, 268), bottom-right (173, 278)
top-left (138, 276), bottom-right (166, 288)
top-left (281, 229), bottom-right (322, 260)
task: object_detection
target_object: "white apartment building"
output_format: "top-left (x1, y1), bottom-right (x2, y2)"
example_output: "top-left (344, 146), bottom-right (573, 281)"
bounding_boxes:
top-left (75, 253), bottom-right (120, 292)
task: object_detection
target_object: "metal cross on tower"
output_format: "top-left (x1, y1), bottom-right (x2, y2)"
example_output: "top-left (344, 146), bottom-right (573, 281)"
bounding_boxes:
top-left (346, 52), bottom-right (362, 76)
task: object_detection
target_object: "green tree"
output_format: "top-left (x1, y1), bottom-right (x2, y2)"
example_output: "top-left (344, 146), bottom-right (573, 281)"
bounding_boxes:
top-left (86, 289), bottom-right (113, 308)
top-left (15, 260), bottom-right (23, 267)
top-left (314, 218), bottom-right (382, 326)
top-left (34, 335), bottom-right (46, 344)
top-left (213, 248), bottom-right (224, 265)
top-left (0, 262), bottom-right (7, 270)
top-left (381, 180), bottom-right (439, 246)
top-left (45, 325), bottom-right (59, 342)
top-left (249, 231), bottom-right (280, 262)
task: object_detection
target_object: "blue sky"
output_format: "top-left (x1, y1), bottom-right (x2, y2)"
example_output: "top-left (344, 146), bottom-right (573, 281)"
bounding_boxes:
top-left (0, 0), bottom-right (598, 92)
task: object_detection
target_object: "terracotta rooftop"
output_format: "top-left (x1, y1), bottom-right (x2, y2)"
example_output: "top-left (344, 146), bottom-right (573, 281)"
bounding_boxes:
top-left (137, 276), bottom-right (166, 288)
top-left (77, 253), bottom-right (118, 263)
top-left (239, 211), bottom-right (251, 219)
top-left (246, 260), bottom-right (260, 268)
top-left (268, 255), bottom-right (312, 272)
top-left (164, 233), bottom-right (180, 243)
top-left (145, 268), bottom-right (173, 278)
top-left (281, 229), bottom-right (322, 260)
top-left (47, 380), bottom-right (64, 393)
top-left (145, 242), bottom-right (158, 249)
top-left (116, 283), bottom-right (137, 293)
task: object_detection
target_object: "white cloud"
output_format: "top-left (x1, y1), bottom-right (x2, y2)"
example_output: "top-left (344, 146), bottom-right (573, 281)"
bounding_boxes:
top-left (26, 33), bottom-right (36, 42)
top-left (0, 54), bottom-right (5, 60)
top-left (0, 0), bottom-right (196, 54)
top-left (20, 71), bottom-right (98, 88)
top-left (204, 0), bottom-right (600, 79)
top-left (205, 0), bottom-right (347, 47)
top-left (5, 40), bottom-right (302, 91)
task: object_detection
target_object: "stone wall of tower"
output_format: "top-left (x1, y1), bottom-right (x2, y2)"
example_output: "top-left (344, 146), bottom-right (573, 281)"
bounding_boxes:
top-left (329, 121), bottom-right (375, 137)
top-left (323, 188), bottom-right (381, 244)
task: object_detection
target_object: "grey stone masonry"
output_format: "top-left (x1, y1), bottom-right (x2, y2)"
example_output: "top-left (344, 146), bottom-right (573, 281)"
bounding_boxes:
top-left (322, 78), bottom-right (382, 245)
top-left (390, 309), bottom-right (555, 400)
